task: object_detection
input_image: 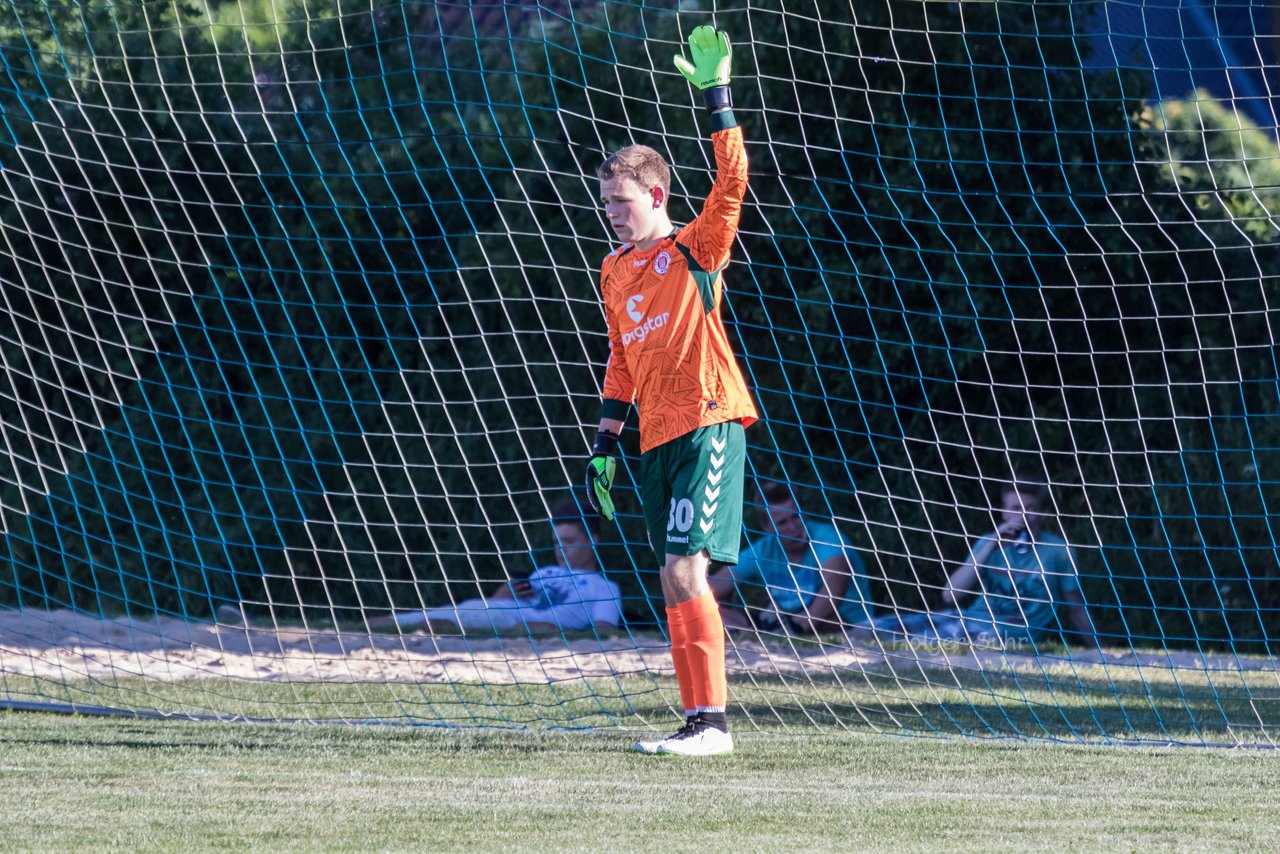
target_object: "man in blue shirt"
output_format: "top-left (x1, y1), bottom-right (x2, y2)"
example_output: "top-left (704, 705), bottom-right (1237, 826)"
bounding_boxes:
top-left (709, 481), bottom-right (872, 634)
top-left (860, 480), bottom-right (1097, 648)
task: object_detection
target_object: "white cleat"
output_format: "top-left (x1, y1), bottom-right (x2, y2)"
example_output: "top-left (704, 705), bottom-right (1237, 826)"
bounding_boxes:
top-left (633, 719), bottom-right (696, 754)
top-left (632, 737), bottom-right (665, 755)
top-left (655, 725), bottom-right (734, 757)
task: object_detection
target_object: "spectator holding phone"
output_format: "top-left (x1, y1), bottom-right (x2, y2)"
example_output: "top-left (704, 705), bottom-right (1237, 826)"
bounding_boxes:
top-left (369, 499), bottom-right (622, 635)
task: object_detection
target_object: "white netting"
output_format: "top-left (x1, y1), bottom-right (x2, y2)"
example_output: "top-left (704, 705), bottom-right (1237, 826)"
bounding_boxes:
top-left (0, 0), bottom-right (1276, 743)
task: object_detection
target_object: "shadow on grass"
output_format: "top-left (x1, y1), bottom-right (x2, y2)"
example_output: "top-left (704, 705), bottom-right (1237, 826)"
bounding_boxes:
top-left (724, 665), bottom-right (1280, 744)
top-left (4, 659), bottom-right (1278, 746)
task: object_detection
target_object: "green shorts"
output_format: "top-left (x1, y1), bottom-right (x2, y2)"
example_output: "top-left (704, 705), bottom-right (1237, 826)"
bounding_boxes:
top-left (639, 420), bottom-right (746, 565)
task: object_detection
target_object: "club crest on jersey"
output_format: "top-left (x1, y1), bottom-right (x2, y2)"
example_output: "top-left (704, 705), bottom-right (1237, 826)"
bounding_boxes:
top-left (654, 251), bottom-right (671, 275)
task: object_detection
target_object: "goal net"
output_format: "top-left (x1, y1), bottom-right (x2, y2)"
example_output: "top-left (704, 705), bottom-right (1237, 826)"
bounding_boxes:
top-left (0, 0), bottom-right (1276, 744)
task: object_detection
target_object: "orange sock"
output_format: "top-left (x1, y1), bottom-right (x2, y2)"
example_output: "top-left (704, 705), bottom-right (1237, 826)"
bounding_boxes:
top-left (678, 592), bottom-right (728, 713)
top-left (665, 605), bottom-right (697, 717)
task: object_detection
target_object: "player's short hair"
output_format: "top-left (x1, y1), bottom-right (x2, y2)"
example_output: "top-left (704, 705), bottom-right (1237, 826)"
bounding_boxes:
top-left (597, 145), bottom-right (671, 196)
top-left (549, 497), bottom-right (599, 539)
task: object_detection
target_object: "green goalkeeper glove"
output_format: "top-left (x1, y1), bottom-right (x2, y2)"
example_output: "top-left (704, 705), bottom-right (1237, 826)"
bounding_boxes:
top-left (674, 25), bottom-right (732, 90)
top-left (585, 429), bottom-right (619, 521)
top-left (674, 25), bottom-right (733, 113)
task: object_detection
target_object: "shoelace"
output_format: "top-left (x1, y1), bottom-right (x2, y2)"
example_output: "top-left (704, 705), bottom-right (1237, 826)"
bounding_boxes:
top-left (666, 720), bottom-right (703, 741)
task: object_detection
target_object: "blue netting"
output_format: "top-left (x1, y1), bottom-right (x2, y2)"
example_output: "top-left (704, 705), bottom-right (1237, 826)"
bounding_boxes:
top-left (0, 0), bottom-right (1275, 744)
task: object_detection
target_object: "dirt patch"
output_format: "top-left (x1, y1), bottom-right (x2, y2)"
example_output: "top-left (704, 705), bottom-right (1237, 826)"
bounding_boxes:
top-left (0, 609), bottom-right (1271, 685)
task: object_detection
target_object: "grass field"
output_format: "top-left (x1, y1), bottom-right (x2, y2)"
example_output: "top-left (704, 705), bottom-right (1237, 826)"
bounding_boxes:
top-left (3, 657), bottom-right (1278, 849)
top-left (4, 655), bottom-right (1280, 743)
top-left (0, 709), bottom-right (1277, 851)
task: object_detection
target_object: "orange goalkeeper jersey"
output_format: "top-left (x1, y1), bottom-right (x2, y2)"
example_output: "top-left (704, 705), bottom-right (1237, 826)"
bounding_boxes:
top-left (599, 121), bottom-right (758, 454)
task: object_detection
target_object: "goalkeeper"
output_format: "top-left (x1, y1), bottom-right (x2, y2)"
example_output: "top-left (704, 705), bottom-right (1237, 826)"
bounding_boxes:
top-left (585, 25), bottom-right (756, 757)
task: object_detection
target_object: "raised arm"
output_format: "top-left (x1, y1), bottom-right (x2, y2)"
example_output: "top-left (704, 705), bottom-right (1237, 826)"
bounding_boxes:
top-left (680, 126), bottom-right (747, 275)
top-left (674, 26), bottom-right (747, 274)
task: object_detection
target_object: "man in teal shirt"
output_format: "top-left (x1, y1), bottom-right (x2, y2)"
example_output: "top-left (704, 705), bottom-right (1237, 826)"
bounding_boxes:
top-left (862, 480), bottom-right (1097, 647)
top-left (709, 482), bottom-right (872, 634)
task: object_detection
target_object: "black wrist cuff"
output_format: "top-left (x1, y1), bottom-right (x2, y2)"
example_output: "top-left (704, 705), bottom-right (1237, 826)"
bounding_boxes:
top-left (599, 398), bottom-right (630, 422)
top-left (591, 429), bottom-right (620, 457)
top-left (702, 85), bottom-right (732, 113)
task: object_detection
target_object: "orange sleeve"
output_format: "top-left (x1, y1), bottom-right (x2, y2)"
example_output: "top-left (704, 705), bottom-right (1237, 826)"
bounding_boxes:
top-left (680, 122), bottom-right (747, 275)
top-left (598, 257), bottom-right (635, 408)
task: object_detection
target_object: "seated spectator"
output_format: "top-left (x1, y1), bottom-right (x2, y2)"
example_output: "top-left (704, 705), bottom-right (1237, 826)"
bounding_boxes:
top-left (708, 481), bottom-right (872, 635)
top-left (858, 479), bottom-right (1097, 648)
top-left (370, 500), bottom-right (622, 635)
